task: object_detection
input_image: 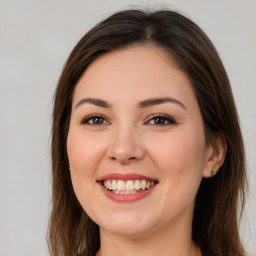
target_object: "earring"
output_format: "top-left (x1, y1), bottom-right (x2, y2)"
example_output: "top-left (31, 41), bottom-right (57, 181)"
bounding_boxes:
top-left (211, 168), bottom-right (216, 176)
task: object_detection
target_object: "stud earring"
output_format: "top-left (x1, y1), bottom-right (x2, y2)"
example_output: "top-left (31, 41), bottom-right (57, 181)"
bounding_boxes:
top-left (211, 168), bottom-right (216, 176)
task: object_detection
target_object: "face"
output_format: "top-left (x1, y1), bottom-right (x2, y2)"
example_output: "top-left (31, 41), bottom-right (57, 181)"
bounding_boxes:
top-left (67, 46), bottom-right (211, 238)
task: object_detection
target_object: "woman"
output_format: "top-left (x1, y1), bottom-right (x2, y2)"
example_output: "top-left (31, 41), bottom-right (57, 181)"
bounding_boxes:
top-left (48, 9), bottom-right (247, 256)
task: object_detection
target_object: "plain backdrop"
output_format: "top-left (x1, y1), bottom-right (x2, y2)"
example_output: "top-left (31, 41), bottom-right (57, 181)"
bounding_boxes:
top-left (0, 1), bottom-right (255, 255)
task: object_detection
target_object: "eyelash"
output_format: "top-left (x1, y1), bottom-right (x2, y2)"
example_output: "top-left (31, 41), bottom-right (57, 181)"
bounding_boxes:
top-left (80, 114), bottom-right (109, 125)
top-left (144, 114), bottom-right (177, 126)
top-left (80, 114), bottom-right (177, 127)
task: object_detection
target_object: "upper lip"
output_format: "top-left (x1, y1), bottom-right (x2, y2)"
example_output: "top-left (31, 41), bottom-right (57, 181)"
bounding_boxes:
top-left (98, 173), bottom-right (157, 182)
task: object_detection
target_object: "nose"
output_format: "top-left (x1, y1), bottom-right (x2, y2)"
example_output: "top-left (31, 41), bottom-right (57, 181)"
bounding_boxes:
top-left (107, 126), bottom-right (145, 165)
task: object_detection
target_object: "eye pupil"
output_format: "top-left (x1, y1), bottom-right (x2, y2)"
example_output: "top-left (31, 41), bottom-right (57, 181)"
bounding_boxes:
top-left (93, 117), bottom-right (103, 124)
top-left (155, 117), bottom-right (165, 124)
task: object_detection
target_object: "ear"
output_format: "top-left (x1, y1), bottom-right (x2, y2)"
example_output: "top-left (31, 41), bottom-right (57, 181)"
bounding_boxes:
top-left (203, 134), bottom-right (227, 178)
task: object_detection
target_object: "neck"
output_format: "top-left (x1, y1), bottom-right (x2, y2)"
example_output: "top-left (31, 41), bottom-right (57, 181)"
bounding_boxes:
top-left (96, 217), bottom-right (201, 256)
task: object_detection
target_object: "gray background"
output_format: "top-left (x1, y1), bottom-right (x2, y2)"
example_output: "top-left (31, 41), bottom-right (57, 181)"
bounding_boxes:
top-left (0, 0), bottom-right (255, 255)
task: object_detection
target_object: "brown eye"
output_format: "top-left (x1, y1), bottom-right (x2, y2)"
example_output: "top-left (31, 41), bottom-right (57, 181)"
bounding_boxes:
top-left (92, 117), bottom-right (104, 124)
top-left (81, 115), bottom-right (109, 125)
top-left (146, 114), bottom-right (177, 126)
top-left (153, 117), bottom-right (168, 125)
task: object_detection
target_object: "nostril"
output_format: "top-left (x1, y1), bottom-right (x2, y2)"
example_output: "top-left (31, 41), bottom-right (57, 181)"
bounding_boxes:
top-left (110, 156), bottom-right (136, 161)
top-left (107, 138), bottom-right (145, 163)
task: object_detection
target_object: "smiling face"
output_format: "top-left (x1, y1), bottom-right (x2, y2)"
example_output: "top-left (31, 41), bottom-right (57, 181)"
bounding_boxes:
top-left (67, 46), bottom-right (212, 238)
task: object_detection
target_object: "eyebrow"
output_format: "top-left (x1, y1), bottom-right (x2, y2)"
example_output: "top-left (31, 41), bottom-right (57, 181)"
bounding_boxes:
top-left (138, 97), bottom-right (186, 109)
top-left (75, 98), bottom-right (112, 109)
top-left (74, 97), bottom-right (186, 110)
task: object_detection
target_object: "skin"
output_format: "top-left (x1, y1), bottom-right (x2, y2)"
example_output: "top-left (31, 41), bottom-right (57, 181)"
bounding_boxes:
top-left (67, 46), bottom-right (226, 256)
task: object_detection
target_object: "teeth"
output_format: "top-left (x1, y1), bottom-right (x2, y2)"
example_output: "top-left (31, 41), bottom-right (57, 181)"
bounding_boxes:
top-left (126, 180), bottom-right (134, 191)
top-left (146, 181), bottom-right (150, 189)
top-left (106, 180), bottom-right (112, 190)
top-left (125, 190), bottom-right (137, 194)
top-left (103, 179), bottom-right (156, 193)
top-left (141, 180), bottom-right (146, 190)
top-left (134, 180), bottom-right (141, 190)
top-left (117, 180), bottom-right (126, 190)
top-left (113, 190), bottom-right (137, 194)
top-left (112, 179), bottom-right (117, 190)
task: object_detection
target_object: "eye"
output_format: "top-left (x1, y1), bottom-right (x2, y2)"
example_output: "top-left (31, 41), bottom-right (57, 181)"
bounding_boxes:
top-left (145, 114), bottom-right (177, 126)
top-left (80, 114), bottom-right (110, 125)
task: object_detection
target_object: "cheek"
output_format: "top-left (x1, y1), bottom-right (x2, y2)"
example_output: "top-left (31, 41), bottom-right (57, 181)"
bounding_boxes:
top-left (147, 130), bottom-right (206, 218)
top-left (153, 128), bottom-right (204, 161)
top-left (66, 131), bottom-right (104, 199)
top-left (148, 128), bottom-right (206, 188)
top-left (67, 131), bottom-right (106, 176)
top-left (66, 131), bottom-right (106, 218)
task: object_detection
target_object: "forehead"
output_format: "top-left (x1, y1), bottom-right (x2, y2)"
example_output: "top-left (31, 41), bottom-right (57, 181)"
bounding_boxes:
top-left (73, 46), bottom-right (196, 107)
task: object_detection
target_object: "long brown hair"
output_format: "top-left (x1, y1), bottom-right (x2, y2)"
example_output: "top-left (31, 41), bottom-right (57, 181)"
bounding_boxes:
top-left (48, 8), bottom-right (247, 256)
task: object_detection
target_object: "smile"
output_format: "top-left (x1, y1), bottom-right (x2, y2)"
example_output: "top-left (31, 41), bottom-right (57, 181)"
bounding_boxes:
top-left (98, 173), bottom-right (158, 202)
top-left (103, 179), bottom-right (156, 194)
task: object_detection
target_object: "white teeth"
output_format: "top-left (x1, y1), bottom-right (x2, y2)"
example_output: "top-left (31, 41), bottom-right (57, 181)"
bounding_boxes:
top-left (117, 180), bottom-right (126, 190)
top-left (146, 181), bottom-right (150, 189)
top-left (141, 180), bottom-right (146, 190)
top-left (106, 180), bottom-right (112, 190)
top-left (125, 190), bottom-right (137, 194)
top-left (114, 190), bottom-right (137, 194)
top-left (103, 179), bottom-right (156, 193)
top-left (126, 180), bottom-right (134, 191)
top-left (134, 180), bottom-right (141, 190)
top-left (112, 180), bottom-right (117, 190)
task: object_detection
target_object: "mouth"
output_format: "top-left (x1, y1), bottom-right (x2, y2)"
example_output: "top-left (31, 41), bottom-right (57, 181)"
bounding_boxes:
top-left (102, 179), bottom-right (156, 195)
top-left (98, 173), bottom-right (158, 202)
top-left (102, 179), bottom-right (156, 194)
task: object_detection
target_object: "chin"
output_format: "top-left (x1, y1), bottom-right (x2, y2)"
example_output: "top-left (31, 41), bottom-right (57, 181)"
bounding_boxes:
top-left (102, 223), bottom-right (154, 238)
top-left (96, 211), bottom-right (157, 238)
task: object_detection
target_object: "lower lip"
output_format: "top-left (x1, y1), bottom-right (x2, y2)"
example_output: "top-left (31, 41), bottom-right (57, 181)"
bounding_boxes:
top-left (99, 183), bottom-right (157, 202)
